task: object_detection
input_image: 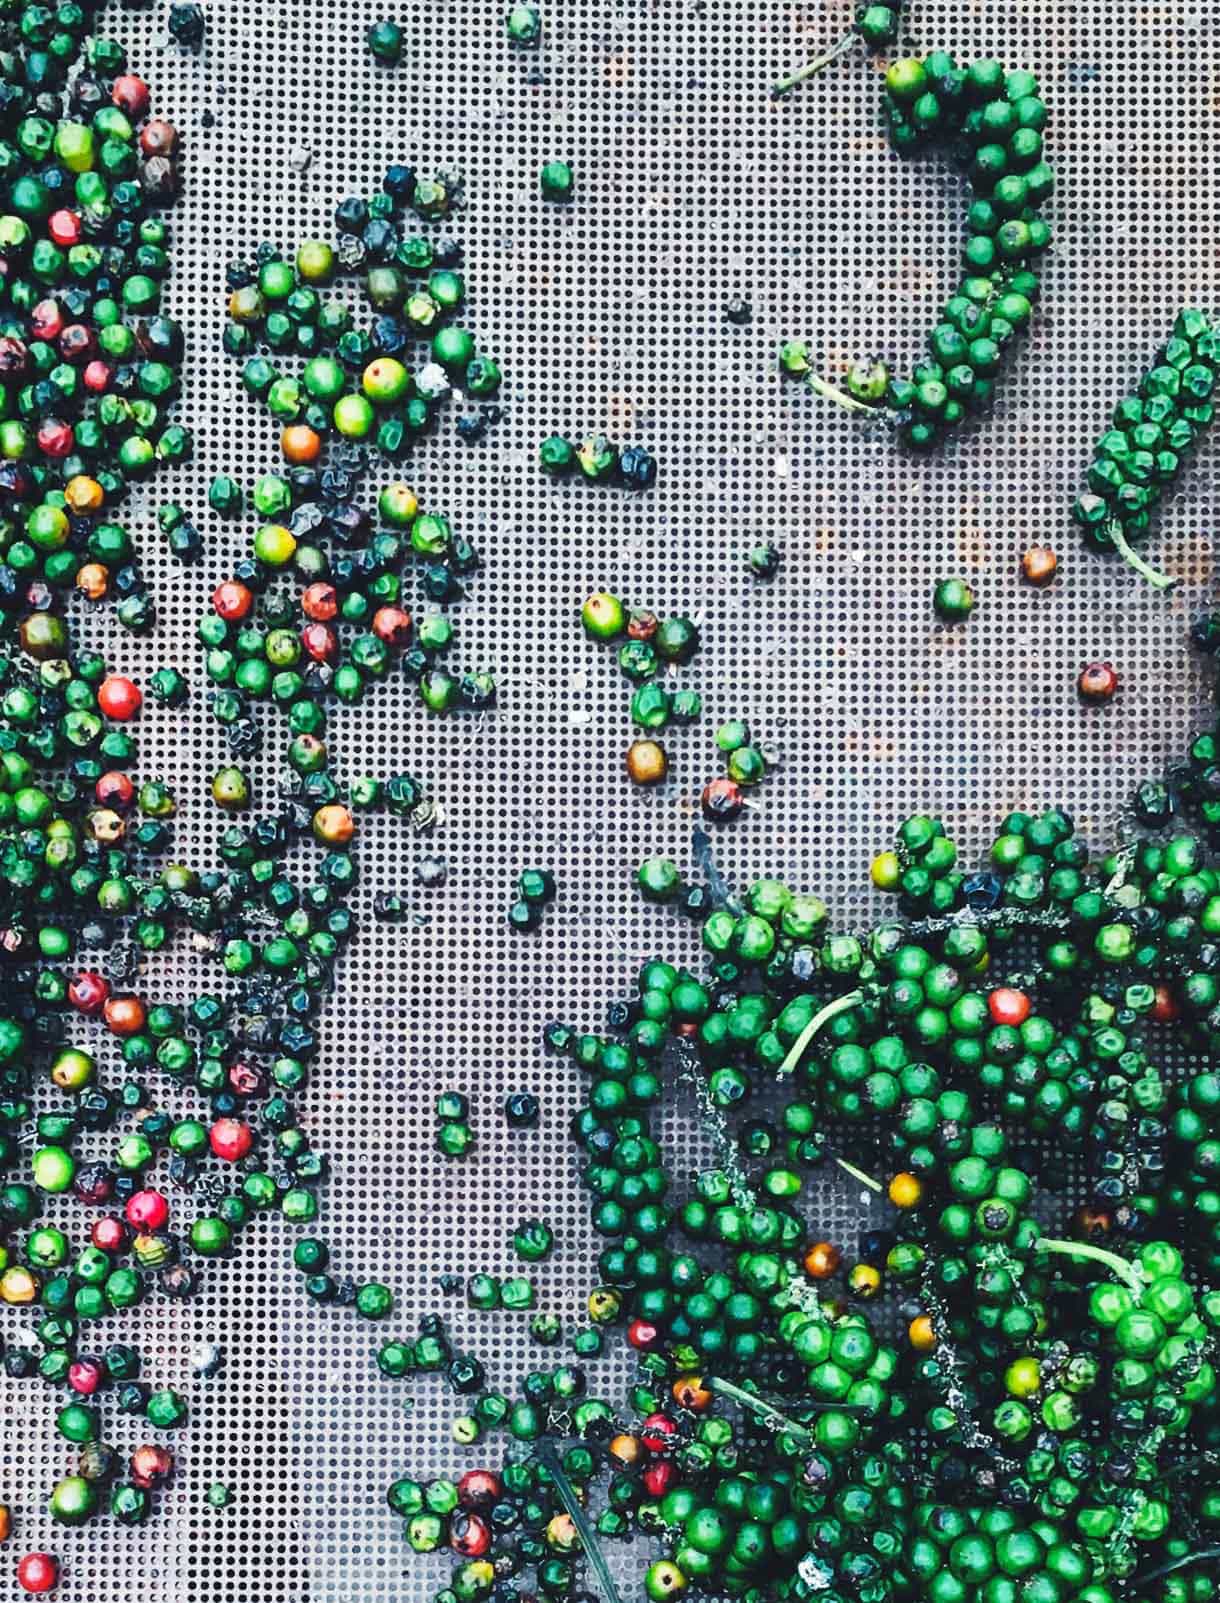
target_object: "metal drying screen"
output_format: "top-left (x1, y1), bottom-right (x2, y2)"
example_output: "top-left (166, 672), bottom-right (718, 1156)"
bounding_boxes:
top-left (1, 0), bottom-right (1218, 1598)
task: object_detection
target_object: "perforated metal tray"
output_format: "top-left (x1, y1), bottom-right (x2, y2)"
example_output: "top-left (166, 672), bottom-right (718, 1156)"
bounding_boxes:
top-left (2, 0), bottom-right (1218, 1597)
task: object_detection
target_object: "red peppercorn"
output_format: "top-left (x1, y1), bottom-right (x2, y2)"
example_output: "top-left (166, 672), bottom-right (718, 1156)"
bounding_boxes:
top-left (643, 1460), bottom-right (677, 1497)
top-left (701, 777), bottom-right (744, 820)
top-left (209, 1118), bottom-right (253, 1162)
top-left (139, 119), bottom-right (177, 158)
top-left (83, 360), bottom-right (112, 394)
top-left (112, 74), bottom-right (150, 119)
top-left (627, 610), bottom-right (659, 641)
top-left (228, 1061), bottom-right (262, 1097)
top-left (456, 1470), bottom-right (501, 1512)
top-left (0, 336), bottom-right (29, 377)
top-left (47, 210), bottom-right (81, 248)
top-left (16, 1553), bottom-right (59, 1594)
top-left (1151, 984), bottom-right (1178, 1023)
top-left (58, 325), bottom-right (96, 365)
top-left (212, 579), bottom-right (253, 620)
top-left (30, 299), bottom-right (63, 340)
top-left (988, 987), bottom-right (1031, 1027)
top-left (37, 419), bottom-right (73, 458)
top-left (301, 622), bottom-right (337, 663)
top-left (125, 1190), bottom-right (169, 1231)
top-left (68, 1359), bottom-right (103, 1396)
top-left (640, 1412), bottom-right (677, 1453)
top-left (449, 1512), bottom-right (491, 1558)
top-left (301, 582), bottom-right (338, 621)
top-left (130, 1445), bottom-right (173, 1489)
top-left (91, 1216), bottom-right (126, 1251)
top-left (626, 1317), bottom-right (660, 1351)
top-left (68, 971), bottom-right (109, 1015)
top-left (1078, 661), bottom-right (1119, 702)
top-left (95, 771), bottom-right (135, 811)
top-left (371, 606), bottom-right (412, 648)
top-left (97, 675), bottom-right (142, 720)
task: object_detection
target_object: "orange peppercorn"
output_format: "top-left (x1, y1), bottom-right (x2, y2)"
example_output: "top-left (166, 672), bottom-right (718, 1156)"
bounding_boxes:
top-left (607, 1434), bottom-right (642, 1467)
top-left (803, 1241), bottom-right (841, 1280)
top-left (671, 1375), bottom-right (713, 1412)
top-left (301, 582), bottom-right (338, 621)
top-left (281, 424), bottom-right (321, 464)
top-left (75, 562), bottom-right (109, 600)
top-left (908, 1315), bottom-right (936, 1351)
top-left (64, 474), bottom-right (104, 513)
top-left (0, 1503), bottom-right (10, 1542)
top-left (1020, 545), bottom-right (1057, 585)
top-left (312, 804), bottom-right (354, 846)
top-left (102, 995), bottom-right (147, 1037)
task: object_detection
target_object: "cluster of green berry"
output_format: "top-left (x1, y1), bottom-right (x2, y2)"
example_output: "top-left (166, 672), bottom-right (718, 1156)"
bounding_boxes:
top-left (539, 432), bottom-right (657, 488)
top-left (701, 718), bottom-right (775, 823)
top-left (223, 168), bottom-right (503, 470)
top-left (580, 589), bottom-right (703, 788)
top-left (507, 868), bottom-right (556, 933)
top-left (1073, 309), bottom-right (1218, 591)
top-left (782, 55), bottom-right (1052, 452)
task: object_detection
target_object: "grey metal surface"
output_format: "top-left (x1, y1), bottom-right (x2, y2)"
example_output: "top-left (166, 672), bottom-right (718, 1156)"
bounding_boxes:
top-left (2, 0), bottom-right (1218, 1597)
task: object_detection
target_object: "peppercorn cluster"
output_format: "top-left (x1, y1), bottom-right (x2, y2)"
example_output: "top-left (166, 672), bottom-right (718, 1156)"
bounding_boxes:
top-left (1073, 309), bottom-right (1218, 590)
top-left (223, 168), bottom-right (504, 470)
top-left (782, 54), bottom-right (1052, 451)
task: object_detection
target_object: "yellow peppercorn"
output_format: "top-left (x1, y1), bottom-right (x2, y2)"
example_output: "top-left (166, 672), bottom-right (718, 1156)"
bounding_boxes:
top-left (546, 1514), bottom-right (579, 1552)
top-left (847, 1263), bottom-right (882, 1299)
top-left (870, 850), bottom-right (901, 890)
top-left (0, 1265), bottom-right (38, 1304)
top-left (888, 1171), bottom-right (923, 1209)
top-left (626, 739), bottom-right (668, 786)
top-left (588, 1287), bottom-right (621, 1322)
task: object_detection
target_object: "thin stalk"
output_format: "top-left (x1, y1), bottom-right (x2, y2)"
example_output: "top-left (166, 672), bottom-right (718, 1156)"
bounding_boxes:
top-left (707, 1376), bottom-right (865, 1436)
top-left (779, 990), bottom-right (864, 1077)
top-left (535, 1440), bottom-right (624, 1603)
top-left (835, 1156), bottom-right (883, 1194)
top-left (1105, 518), bottom-right (1177, 592)
top-left (772, 32), bottom-right (857, 94)
top-left (805, 372), bottom-right (878, 415)
top-left (1132, 1547), bottom-right (1220, 1587)
top-left (1035, 1237), bottom-right (1143, 1297)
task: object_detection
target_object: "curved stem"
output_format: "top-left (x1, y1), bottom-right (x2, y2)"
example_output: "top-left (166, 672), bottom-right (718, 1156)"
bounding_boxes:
top-left (805, 372), bottom-right (878, 415)
top-left (1105, 518), bottom-right (1177, 592)
top-left (1035, 1237), bottom-right (1142, 1296)
top-left (772, 32), bottom-right (857, 95)
top-left (707, 1376), bottom-right (865, 1436)
top-left (535, 1440), bottom-right (624, 1603)
top-left (779, 990), bottom-right (864, 1078)
top-left (836, 1156), bottom-right (883, 1194)
top-left (1132, 1547), bottom-right (1220, 1587)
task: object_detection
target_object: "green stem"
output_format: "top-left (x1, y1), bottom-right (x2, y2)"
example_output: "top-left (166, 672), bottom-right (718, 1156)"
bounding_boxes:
top-left (1132, 1547), bottom-right (1220, 1587)
top-left (805, 372), bottom-right (878, 415)
top-left (772, 32), bottom-right (856, 95)
top-left (1105, 518), bottom-right (1177, 592)
top-left (707, 1376), bottom-right (863, 1436)
top-left (835, 1156), bottom-right (883, 1194)
top-left (1034, 1237), bottom-right (1142, 1296)
top-left (779, 990), bottom-right (864, 1078)
top-left (535, 1441), bottom-right (624, 1603)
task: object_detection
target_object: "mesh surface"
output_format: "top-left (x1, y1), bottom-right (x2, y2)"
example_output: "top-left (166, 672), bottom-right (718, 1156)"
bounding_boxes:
top-left (1, 0), bottom-right (1218, 1598)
